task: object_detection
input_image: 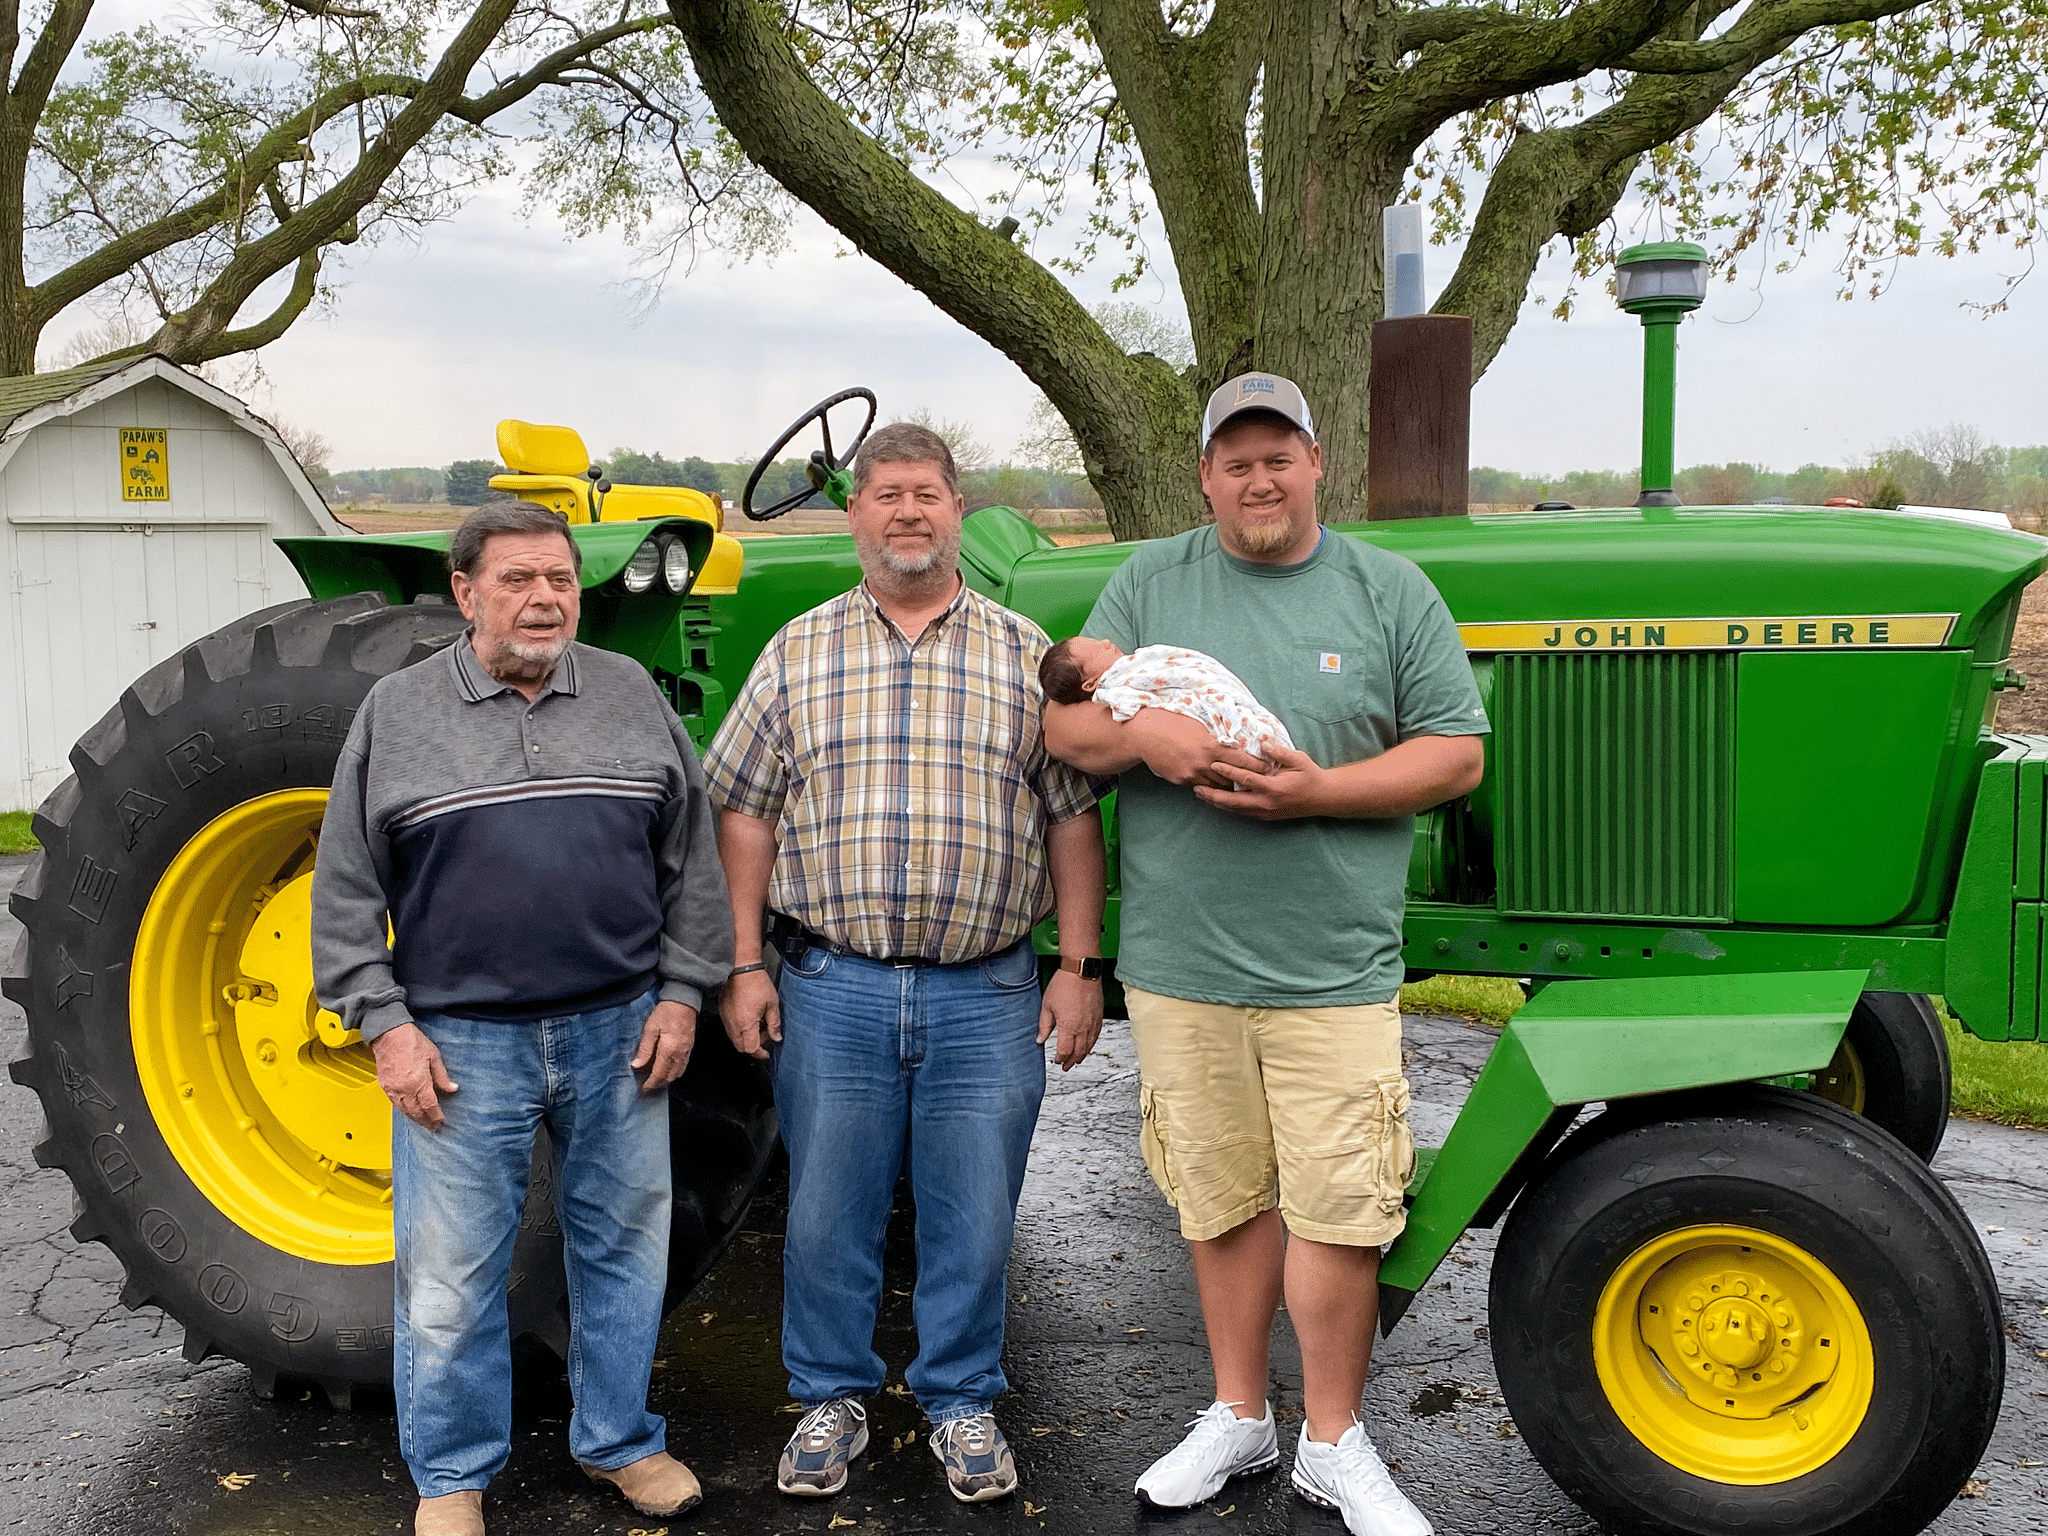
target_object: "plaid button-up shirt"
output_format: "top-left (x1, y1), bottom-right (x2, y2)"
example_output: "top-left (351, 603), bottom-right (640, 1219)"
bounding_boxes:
top-left (704, 580), bottom-right (1103, 963)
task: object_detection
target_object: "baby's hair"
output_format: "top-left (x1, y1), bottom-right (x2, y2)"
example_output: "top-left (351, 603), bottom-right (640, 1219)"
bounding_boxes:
top-left (1038, 639), bottom-right (1092, 705)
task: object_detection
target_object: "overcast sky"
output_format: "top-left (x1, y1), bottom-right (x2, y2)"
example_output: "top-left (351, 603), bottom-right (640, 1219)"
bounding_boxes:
top-left (43, 3), bottom-right (2046, 479)
top-left (191, 179), bottom-right (2039, 480)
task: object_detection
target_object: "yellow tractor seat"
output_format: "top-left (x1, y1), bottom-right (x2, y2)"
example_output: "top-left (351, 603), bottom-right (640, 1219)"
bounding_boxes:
top-left (490, 420), bottom-right (598, 520)
top-left (498, 420), bottom-right (592, 476)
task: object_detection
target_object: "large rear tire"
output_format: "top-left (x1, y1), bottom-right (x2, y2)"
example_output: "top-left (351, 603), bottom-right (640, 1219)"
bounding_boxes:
top-left (5, 595), bottom-right (776, 1405)
top-left (1490, 1087), bottom-right (2000, 1536)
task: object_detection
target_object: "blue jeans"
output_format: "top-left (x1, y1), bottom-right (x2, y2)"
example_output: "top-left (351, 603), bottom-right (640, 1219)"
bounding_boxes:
top-left (392, 989), bottom-right (670, 1496)
top-left (773, 939), bottom-right (1046, 1423)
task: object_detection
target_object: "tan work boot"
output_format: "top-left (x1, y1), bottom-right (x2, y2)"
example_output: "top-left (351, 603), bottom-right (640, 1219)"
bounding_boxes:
top-left (414, 1489), bottom-right (484, 1536)
top-left (581, 1450), bottom-right (704, 1516)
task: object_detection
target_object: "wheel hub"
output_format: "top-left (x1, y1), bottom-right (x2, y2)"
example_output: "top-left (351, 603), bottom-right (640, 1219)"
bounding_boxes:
top-left (131, 790), bottom-right (393, 1265)
top-left (231, 871), bottom-right (388, 1172)
top-left (1594, 1224), bottom-right (1872, 1482)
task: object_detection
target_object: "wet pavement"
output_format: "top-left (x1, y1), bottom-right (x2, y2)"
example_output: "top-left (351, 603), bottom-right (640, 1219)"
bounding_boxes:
top-left (3, 849), bottom-right (2045, 1534)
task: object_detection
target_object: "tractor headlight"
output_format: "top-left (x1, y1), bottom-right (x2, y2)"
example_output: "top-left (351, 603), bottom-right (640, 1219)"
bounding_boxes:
top-left (622, 542), bottom-right (660, 593)
top-left (661, 538), bottom-right (692, 594)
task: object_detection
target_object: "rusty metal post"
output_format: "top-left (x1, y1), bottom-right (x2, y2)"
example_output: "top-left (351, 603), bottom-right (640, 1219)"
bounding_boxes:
top-left (1367, 314), bottom-right (1472, 521)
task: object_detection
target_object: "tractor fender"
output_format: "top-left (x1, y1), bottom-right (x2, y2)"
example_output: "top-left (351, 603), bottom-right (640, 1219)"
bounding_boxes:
top-left (1378, 967), bottom-right (1869, 1328)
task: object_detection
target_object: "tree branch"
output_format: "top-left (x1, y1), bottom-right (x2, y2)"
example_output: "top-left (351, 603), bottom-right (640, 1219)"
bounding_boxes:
top-left (1371, 0), bottom-right (1696, 151)
top-left (667, 0), bottom-right (1201, 534)
top-left (188, 243), bottom-right (327, 360)
top-left (1397, 6), bottom-right (1499, 54)
top-left (147, 0), bottom-right (520, 363)
top-left (1085, 0), bottom-right (1265, 388)
top-left (9, 0), bottom-right (94, 122)
top-left (28, 71), bottom-right (421, 324)
top-left (450, 11), bottom-right (669, 125)
top-left (1617, 0), bottom-right (1925, 74)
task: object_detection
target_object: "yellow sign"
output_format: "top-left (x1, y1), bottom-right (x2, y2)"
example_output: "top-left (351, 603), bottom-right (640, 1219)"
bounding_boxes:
top-left (1458, 614), bottom-right (1958, 653)
top-left (120, 427), bottom-right (169, 502)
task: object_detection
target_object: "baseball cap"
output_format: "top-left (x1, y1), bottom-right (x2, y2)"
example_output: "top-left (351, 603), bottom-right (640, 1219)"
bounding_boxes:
top-left (1200, 372), bottom-right (1317, 449)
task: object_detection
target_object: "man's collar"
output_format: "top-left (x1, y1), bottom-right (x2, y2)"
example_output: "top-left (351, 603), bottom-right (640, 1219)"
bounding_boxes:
top-left (855, 573), bottom-right (968, 634)
top-left (451, 632), bottom-right (579, 701)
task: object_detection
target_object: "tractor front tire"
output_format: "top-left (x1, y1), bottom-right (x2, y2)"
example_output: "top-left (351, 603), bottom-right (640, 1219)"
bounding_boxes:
top-left (1490, 1087), bottom-right (1999, 1536)
top-left (1808, 991), bottom-right (1950, 1162)
top-left (5, 595), bottom-right (776, 1406)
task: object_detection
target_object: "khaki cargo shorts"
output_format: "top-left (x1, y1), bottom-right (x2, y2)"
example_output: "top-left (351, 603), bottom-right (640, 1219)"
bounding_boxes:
top-left (1125, 986), bottom-right (1417, 1247)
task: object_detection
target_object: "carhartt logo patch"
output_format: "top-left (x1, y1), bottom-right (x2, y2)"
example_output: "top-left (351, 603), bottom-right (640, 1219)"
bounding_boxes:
top-left (1318, 652), bottom-right (1342, 674)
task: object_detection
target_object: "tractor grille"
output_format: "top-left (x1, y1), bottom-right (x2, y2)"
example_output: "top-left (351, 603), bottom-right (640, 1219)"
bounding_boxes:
top-left (1494, 651), bottom-right (1735, 922)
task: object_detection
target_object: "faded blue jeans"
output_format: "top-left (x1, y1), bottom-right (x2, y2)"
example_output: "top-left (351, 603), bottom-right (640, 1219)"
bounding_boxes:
top-left (773, 938), bottom-right (1046, 1424)
top-left (392, 988), bottom-right (670, 1496)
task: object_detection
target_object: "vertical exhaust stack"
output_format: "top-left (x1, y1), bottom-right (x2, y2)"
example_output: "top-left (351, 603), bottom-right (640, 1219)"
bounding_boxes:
top-left (1368, 206), bottom-right (1472, 521)
top-left (1615, 242), bottom-right (1709, 508)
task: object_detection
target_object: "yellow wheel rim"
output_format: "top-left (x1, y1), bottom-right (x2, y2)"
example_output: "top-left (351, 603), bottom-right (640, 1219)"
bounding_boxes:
top-left (131, 790), bottom-right (393, 1265)
top-left (1809, 1037), bottom-right (1867, 1114)
top-left (1593, 1224), bottom-right (1873, 1484)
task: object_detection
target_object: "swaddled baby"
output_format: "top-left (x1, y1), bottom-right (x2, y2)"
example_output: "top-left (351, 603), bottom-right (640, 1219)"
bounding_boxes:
top-left (1038, 637), bottom-right (1295, 759)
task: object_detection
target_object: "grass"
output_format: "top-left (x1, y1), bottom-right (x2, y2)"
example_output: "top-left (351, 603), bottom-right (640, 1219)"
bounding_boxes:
top-left (1939, 1000), bottom-right (2048, 1130)
top-left (1402, 974), bottom-right (2048, 1130)
top-left (0, 811), bottom-right (35, 855)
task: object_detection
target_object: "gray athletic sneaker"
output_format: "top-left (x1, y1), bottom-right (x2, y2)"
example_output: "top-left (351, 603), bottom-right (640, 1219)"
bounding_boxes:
top-left (778, 1397), bottom-right (869, 1497)
top-left (929, 1413), bottom-right (1018, 1503)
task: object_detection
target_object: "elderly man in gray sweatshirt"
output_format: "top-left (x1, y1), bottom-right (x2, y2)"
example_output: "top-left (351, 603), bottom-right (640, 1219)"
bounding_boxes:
top-left (312, 502), bottom-right (732, 1536)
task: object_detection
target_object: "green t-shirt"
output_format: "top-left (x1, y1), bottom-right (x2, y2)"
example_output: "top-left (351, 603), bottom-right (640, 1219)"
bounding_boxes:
top-left (1086, 525), bottom-right (1488, 1007)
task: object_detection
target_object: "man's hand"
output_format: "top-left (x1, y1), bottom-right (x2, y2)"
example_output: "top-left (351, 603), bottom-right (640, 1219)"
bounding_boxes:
top-left (633, 1001), bottom-right (698, 1090)
top-left (1038, 970), bottom-right (1104, 1071)
top-left (372, 1022), bottom-right (457, 1130)
top-left (1131, 710), bottom-right (1270, 790)
top-left (1193, 743), bottom-right (1329, 820)
top-left (721, 969), bottom-right (782, 1061)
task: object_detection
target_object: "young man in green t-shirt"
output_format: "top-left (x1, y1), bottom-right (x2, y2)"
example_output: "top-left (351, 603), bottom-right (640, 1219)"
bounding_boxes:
top-left (1044, 374), bottom-right (1488, 1536)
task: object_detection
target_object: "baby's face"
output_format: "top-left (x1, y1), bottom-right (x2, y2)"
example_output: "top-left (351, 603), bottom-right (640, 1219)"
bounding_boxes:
top-left (1068, 637), bottom-right (1124, 683)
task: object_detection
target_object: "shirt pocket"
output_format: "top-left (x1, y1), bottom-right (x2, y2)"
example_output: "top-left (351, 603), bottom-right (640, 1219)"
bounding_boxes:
top-left (1280, 641), bottom-right (1377, 728)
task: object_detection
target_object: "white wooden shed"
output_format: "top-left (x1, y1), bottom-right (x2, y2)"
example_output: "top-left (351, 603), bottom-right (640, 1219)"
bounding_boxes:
top-left (0, 356), bottom-right (345, 810)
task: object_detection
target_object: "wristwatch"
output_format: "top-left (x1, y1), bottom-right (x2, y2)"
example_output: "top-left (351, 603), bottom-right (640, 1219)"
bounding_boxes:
top-left (1058, 955), bottom-right (1107, 981)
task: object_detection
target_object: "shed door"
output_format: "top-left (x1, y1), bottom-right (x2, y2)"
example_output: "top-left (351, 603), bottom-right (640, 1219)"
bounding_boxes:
top-left (11, 525), bottom-right (273, 804)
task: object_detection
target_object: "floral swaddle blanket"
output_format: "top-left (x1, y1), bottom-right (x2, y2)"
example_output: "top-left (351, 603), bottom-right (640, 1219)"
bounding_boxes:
top-left (1091, 645), bottom-right (1295, 759)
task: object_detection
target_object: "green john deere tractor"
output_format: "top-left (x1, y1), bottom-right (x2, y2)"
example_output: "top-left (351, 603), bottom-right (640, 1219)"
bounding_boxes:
top-left (9, 387), bottom-right (2040, 1536)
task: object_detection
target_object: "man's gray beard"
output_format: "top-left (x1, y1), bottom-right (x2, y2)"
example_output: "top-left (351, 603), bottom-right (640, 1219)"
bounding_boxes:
top-left (857, 523), bottom-right (961, 585)
top-left (490, 629), bottom-right (573, 670)
top-left (1229, 509), bottom-right (1312, 557)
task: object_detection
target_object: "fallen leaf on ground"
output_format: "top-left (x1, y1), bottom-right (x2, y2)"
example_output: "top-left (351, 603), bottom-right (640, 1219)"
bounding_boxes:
top-left (829, 1516), bottom-right (858, 1529)
top-left (699, 1312), bottom-right (715, 1324)
top-left (1124, 1326), bottom-right (1148, 1336)
top-left (1214, 1505), bottom-right (1235, 1517)
top-left (1497, 1420), bottom-right (1520, 1438)
top-left (217, 1472), bottom-right (255, 1491)
top-left (1030, 1426), bottom-right (1056, 1437)
top-left (1024, 1501), bottom-right (1045, 1516)
top-left (1961, 1479), bottom-right (1989, 1498)
top-left (629, 1528), bottom-right (669, 1535)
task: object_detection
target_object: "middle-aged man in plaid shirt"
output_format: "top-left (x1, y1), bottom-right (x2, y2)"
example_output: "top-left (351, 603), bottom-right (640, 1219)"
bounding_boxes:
top-left (704, 422), bottom-right (1108, 1507)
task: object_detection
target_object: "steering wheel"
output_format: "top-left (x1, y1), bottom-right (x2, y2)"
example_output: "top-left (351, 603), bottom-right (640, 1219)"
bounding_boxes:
top-left (741, 387), bottom-right (878, 521)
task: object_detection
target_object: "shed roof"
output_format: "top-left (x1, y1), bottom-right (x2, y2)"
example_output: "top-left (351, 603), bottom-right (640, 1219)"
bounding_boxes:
top-left (0, 354), bottom-right (344, 534)
top-left (0, 360), bottom-right (130, 435)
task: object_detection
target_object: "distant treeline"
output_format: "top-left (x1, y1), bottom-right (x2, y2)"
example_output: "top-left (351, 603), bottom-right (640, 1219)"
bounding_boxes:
top-left (1476, 432), bottom-right (2048, 519)
top-left (329, 450), bottom-right (1102, 513)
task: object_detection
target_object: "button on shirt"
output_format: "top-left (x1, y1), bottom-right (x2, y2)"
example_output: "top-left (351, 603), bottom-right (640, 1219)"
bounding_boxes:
top-left (705, 581), bottom-right (1103, 964)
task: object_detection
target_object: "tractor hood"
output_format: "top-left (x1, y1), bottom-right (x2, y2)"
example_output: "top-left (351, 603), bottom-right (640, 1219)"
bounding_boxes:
top-left (990, 504), bottom-right (2048, 663)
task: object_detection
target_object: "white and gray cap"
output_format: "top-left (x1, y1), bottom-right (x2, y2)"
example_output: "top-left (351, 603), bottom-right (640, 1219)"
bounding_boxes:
top-left (1200, 372), bottom-right (1317, 449)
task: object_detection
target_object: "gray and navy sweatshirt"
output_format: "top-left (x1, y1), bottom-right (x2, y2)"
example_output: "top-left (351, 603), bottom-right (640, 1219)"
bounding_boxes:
top-left (311, 638), bottom-right (733, 1042)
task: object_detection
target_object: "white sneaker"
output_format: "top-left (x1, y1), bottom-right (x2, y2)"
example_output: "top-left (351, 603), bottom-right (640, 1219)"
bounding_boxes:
top-left (1134, 1400), bottom-right (1280, 1507)
top-left (1292, 1419), bottom-right (1433, 1536)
